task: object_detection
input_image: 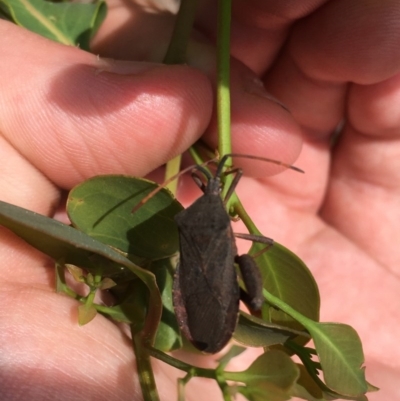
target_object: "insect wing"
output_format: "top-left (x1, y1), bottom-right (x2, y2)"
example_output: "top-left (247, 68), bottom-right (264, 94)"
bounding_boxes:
top-left (173, 197), bottom-right (240, 353)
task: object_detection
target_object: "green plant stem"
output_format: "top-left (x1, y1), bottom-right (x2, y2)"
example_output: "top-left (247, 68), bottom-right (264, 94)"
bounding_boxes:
top-left (132, 328), bottom-right (160, 401)
top-left (261, 287), bottom-right (320, 338)
top-left (163, 0), bottom-right (199, 190)
top-left (188, 146), bottom-right (215, 177)
top-left (216, 0), bottom-right (232, 158)
top-left (230, 194), bottom-right (260, 231)
top-left (216, 0), bottom-right (236, 212)
top-left (84, 285), bottom-right (96, 307)
top-left (147, 345), bottom-right (246, 401)
top-left (163, 0), bottom-right (199, 64)
top-left (178, 371), bottom-right (195, 401)
top-left (188, 146), bottom-right (204, 166)
top-left (215, 371), bottom-right (231, 401)
top-left (164, 154), bottom-right (182, 195)
top-left (147, 346), bottom-right (216, 378)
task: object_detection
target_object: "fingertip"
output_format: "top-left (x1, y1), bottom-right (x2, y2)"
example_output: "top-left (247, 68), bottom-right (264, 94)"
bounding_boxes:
top-left (290, 0), bottom-right (400, 84)
top-left (0, 26), bottom-right (213, 188)
top-left (203, 65), bottom-right (303, 177)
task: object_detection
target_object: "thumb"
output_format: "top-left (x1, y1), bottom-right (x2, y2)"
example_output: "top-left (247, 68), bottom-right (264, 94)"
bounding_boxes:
top-left (0, 22), bottom-right (213, 189)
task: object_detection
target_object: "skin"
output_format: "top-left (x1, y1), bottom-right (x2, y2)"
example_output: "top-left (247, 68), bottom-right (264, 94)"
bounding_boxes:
top-left (1, 0), bottom-right (400, 399)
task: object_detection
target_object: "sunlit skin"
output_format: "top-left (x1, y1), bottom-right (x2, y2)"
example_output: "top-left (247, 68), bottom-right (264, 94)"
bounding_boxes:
top-left (1, 1), bottom-right (400, 400)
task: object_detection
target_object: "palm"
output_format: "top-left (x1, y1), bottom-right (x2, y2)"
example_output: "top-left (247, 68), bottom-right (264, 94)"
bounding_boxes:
top-left (1, 0), bottom-right (400, 400)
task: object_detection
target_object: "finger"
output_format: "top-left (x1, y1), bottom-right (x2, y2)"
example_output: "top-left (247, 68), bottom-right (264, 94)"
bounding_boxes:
top-left (196, 0), bottom-right (326, 74)
top-left (320, 73), bottom-right (400, 271)
top-left (91, 0), bottom-right (176, 61)
top-left (289, 0), bottom-right (400, 84)
top-left (264, 0), bottom-right (400, 138)
top-left (199, 58), bottom-right (303, 177)
top-left (0, 135), bottom-right (59, 213)
top-left (257, 0), bottom-right (400, 221)
top-left (0, 284), bottom-right (140, 400)
top-left (0, 21), bottom-right (212, 190)
top-left (92, 0), bottom-right (304, 175)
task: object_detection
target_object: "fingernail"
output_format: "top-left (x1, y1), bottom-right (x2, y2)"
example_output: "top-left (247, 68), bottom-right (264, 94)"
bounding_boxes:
top-left (245, 76), bottom-right (291, 112)
top-left (94, 56), bottom-right (161, 75)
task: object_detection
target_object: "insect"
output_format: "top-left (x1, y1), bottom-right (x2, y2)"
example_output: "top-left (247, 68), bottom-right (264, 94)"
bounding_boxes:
top-left (171, 153), bottom-right (303, 353)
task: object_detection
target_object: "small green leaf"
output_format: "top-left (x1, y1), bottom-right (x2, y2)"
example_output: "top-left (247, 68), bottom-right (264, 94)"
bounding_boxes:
top-left (99, 277), bottom-right (117, 290)
top-left (290, 364), bottom-right (370, 401)
top-left (261, 289), bottom-right (371, 398)
top-left (230, 350), bottom-right (300, 401)
top-left (234, 312), bottom-right (309, 348)
top-left (240, 350), bottom-right (299, 387)
top-left (78, 304), bottom-right (97, 325)
top-left (367, 382), bottom-right (379, 393)
top-left (149, 258), bottom-right (182, 352)
top-left (0, 200), bottom-right (131, 278)
top-left (239, 381), bottom-right (291, 401)
top-left (111, 280), bottom-right (149, 327)
top-left (101, 258), bottom-right (182, 351)
top-left (290, 364), bottom-right (324, 401)
top-left (251, 242), bottom-right (320, 326)
top-left (308, 323), bottom-right (368, 397)
top-left (65, 263), bottom-right (85, 283)
top-left (0, 0), bottom-right (106, 50)
top-left (0, 200), bottom-right (162, 345)
top-left (218, 345), bottom-right (246, 370)
top-left (67, 175), bottom-right (183, 261)
top-left (100, 305), bottom-right (136, 323)
top-left (0, 0), bottom-right (105, 49)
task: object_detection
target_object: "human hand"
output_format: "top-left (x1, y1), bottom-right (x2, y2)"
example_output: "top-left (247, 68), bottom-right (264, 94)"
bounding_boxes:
top-left (0, 19), bottom-right (218, 400)
top-left (193, 2), bottom-right (400, 400)
top-left (1, 1), bottom-right (400, 400)
top-left (95, 1), bottom-right (400, 397)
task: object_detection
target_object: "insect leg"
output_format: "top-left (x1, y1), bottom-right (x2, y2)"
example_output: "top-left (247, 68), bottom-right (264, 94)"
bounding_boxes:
top-left (236, 254), bottom-right (264, 310)
top-left (234, 233), bottom-right (274, 257)
top-left (222, 168), bottom-right (243, 204)
top-left (191, 171), bottom-right (208, 193)
top-left (234, 233), bottom-right (274, 310)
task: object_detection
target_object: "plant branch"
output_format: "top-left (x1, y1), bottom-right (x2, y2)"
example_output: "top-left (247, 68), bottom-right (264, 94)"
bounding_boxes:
top-left (147, 346), bottom-right (216, 378)
top-left (163, 0), bottom-right (199, 189)
top-left (132, 328), bottom-right (160, 401)
top-left (216, 0), bottom-right (232, 158)
top-left (163, 0), bottom-right (199, 64)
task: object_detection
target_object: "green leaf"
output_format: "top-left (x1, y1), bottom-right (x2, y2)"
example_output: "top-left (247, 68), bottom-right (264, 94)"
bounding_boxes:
top-left (251, 242), bottom-right (320, 326)
top-left (239, 381), bottom-right (291, 401)
top-left (98, 277), bottom-right (117, 290)
top-left (65, 264), bottom-right (85, 283)
top-left (290, 364), bottom-right (370, 401)
top-left (234, 312), bottom-right (309, 348)
top-left (0, 200), bottom-right (162, 345)
top-left (261, 289), bottom-right (370, 398)
top-left (78, 304), bottom-right (97, 325)
top-left (67, 175), bottom-right (183, 261)
top-left (149, 258), bottom-right (182, 352)
top-left (308, 323), bottom-right (368, 397)
top-left (230, 350), bottom-right (300, 401)
top-left (104, 279), bottom-right (149, 326)
top-left (290, 364), bottom-right (324, 401)
top-left (239, 350), bottom-right (299, 387)
top-left (253, 242), bottom-right (320, 321)
top-left (217, 345), bottom-right (246, 370)
top-left (0, 200), bottom-right (130, 278)
top-left (95, 257), bottom-right (182, 351)
top-left (0, 0), bottom-right (106, 50)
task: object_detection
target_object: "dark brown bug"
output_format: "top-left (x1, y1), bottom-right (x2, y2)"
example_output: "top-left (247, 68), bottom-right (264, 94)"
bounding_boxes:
top-left (172, 154), bottom-right (302, 353)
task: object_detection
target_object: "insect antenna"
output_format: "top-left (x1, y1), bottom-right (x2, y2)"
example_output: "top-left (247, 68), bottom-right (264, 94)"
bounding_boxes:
top-left (216, 153), bottom-right (304, 176)
top-left (132, 153), bottom-right (303, 213)
top-left (131, 157), bottom-right (219, 213)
